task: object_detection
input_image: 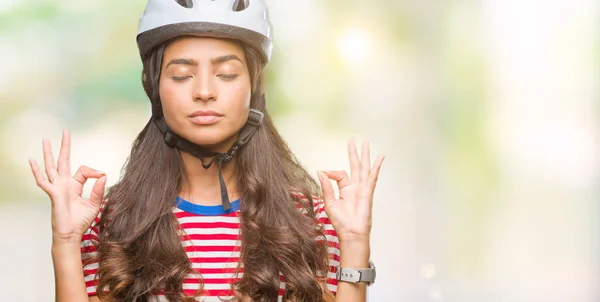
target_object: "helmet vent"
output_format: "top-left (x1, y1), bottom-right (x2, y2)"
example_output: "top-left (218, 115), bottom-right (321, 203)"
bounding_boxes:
top-left (174, 0), bottom-right (194, 8)
top-left (232, 0), bottom-right (249, 12)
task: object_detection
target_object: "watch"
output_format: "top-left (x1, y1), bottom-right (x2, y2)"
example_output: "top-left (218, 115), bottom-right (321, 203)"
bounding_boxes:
top-left (335, 261), bottom-right (376, 285)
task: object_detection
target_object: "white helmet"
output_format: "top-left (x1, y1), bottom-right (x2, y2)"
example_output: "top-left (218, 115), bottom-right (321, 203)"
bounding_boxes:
top-left (137, 0), bottom-right (273, 64)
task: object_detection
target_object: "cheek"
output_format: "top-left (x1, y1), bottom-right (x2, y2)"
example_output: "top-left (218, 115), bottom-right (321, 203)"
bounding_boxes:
top-left (237, 86), bottom-right (252, 109)
top-left (226, 85), bottom-right (252, 126)
top-left (226, 81), bottom-right (252, 111)
top-left (159, 81), bottom-right (186, 116)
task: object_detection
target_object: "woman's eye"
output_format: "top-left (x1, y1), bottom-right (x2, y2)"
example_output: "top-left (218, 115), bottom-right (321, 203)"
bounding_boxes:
top-left (172, 76), bottom-right (191, 82)
top-left (219, 74), bottom-right (238, 80)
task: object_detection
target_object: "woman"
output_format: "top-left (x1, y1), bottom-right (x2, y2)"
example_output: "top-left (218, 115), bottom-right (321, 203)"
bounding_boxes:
top-left (29, 0), bottom-right (384, 301)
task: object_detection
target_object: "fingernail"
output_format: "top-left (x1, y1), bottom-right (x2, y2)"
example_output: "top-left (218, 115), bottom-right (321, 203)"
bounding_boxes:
top-left (322, 169), bottom-right (330, 173)
top-left (98, 171), bottom-right (106, 175)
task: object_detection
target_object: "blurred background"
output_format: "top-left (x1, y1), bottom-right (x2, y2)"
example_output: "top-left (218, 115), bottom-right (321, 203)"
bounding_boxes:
top-left (0, 0), bottom-right (598, 301)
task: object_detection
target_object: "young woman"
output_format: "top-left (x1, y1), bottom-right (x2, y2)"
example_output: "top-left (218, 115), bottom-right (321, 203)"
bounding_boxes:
top-left (29, 1), bottom-right (384, 301)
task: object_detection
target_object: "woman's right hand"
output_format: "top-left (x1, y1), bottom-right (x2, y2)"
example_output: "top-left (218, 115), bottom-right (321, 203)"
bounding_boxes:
top-left (29, 129), bottom-right (107, 244)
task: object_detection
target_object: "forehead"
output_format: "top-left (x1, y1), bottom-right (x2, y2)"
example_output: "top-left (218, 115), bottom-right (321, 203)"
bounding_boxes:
top-left (163, 36), bottom-right (246, 63)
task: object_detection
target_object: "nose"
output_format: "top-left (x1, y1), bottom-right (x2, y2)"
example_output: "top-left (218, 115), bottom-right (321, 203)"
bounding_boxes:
top-left (192, 72), bottom-right (217, 102)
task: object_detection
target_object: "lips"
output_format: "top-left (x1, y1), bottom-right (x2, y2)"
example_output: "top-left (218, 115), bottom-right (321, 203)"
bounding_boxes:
top-left (189, 110), bottom-right (224, 117)
top-left (188, 110), bottom-right (224, 125)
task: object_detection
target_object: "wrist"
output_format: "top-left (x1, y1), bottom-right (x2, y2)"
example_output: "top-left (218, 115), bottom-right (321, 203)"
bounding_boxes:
top-left (338, 233), bottom-right (370, 245)
top-left (339, 240), bottom-right (371, 268)
top-left (52, 233), bottom-right (83, 249)
top-left (51, 242), bottom-right (82, 262)
top-left (339, 234), bottom-right (370, 253)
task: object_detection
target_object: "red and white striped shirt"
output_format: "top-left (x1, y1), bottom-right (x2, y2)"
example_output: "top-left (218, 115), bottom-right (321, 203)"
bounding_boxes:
top-left (80, 194), bottom-right (340, 301)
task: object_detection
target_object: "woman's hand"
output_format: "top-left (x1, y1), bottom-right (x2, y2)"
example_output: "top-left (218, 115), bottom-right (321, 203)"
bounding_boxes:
top-left (317, 139), bottom-right (385, 244)
top-left (28, 129), bottom-right (107, 244)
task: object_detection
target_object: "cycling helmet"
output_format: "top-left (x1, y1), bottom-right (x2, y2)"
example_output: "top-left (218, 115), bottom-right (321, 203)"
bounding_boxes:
top-left (137, 0), bottom-right (272, 64)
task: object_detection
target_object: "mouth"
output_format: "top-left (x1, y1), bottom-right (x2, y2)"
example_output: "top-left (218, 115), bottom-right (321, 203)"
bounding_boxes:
top-left (188, 115), bottom-right (223, 125)
top-left (188, 110), bottom-right (224, 125)
top-left (189, 110), bottom-right (224, 118)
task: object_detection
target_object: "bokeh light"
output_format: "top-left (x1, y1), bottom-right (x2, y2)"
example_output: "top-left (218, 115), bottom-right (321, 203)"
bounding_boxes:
top-left (337, 28), bottom-right (371, 65)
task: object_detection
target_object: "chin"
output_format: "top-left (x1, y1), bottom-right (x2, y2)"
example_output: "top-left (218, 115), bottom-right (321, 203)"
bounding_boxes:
top-left (183, 129), bottom-right (237, 151)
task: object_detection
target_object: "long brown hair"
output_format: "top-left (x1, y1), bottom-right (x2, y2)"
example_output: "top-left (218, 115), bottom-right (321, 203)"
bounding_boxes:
top-left (93, 39), bottom-right (332, 301)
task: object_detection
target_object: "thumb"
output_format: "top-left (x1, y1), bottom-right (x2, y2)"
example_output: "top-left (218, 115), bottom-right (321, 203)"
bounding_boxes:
top-left (90, 175), bottom-right (107, 207)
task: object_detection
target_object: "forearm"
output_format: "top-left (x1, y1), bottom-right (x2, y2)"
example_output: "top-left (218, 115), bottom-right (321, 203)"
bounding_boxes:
top-left (334, 239), bottom-right (370, 302)
top-left (52, 239), bottom-right (89, 302)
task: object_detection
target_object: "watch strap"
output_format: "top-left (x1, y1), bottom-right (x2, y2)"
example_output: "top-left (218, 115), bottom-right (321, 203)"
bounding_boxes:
top-left (336, 261), bottom-right (376, 284)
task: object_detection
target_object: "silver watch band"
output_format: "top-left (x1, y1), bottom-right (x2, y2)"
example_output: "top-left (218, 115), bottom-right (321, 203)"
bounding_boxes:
top-left (335, 261), bottom-right (376, 285)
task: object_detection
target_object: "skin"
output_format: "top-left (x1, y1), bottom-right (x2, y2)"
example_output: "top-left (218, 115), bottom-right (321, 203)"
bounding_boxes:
top-left (29, 36), bottom-right (385, 302)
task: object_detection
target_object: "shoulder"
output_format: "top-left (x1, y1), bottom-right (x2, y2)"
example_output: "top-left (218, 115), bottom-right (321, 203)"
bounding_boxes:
top-left (290, 190), bottom-right (340, 295)
top-left (289, 189), bottom-right (326, 216)
top-left (289, 189), bottom-right (333, 228)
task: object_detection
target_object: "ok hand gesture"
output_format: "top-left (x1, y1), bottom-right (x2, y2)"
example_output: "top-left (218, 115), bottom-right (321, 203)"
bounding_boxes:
top-left (28, 130), bottom-right (107, 243)
top-left (317, 139), bottom-right (385, 244)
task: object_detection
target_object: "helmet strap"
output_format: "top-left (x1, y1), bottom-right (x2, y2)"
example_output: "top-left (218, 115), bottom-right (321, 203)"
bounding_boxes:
top-left (154, 109), bottom-right (264, 210)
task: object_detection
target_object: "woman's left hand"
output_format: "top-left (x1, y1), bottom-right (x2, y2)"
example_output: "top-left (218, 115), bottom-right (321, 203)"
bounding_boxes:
top-left (317, 139), bottom-right (385, 244)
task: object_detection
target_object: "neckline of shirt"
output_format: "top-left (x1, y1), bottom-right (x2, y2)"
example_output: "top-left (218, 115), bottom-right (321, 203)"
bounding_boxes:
top-left (175, 196), bottom-right (241, 215)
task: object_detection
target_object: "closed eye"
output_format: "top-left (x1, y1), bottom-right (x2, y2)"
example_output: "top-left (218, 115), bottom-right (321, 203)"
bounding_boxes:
top-left (172, 76), bottom-right (191, 82)
top-left (219, 74), bottom-right (238, 80)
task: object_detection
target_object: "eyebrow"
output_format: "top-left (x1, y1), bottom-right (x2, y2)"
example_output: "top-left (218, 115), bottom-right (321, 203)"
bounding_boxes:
top-left (165, 55), bottom-right (243, 68)
top-left (166, 58), bottom-right (198, 68)
top-left (212, 54), bottom-right (243, 65)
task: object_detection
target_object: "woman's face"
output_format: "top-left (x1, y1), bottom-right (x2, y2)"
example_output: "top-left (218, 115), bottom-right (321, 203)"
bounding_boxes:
top-left (159, 36), bottom-right (252, 151)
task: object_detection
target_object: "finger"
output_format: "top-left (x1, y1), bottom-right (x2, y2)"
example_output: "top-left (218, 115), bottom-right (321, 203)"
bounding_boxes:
top-left (73, 165), bottom-right (105, 185)
top-left (347, 138), bottom-right (360, 183)
top-left (42, 139), bottom-right (58, 182)
top-left (57, 129), bottom-right (71, 177)
top-left (90, 175), bottom-right (107, 207)
top-left (368, 155), bottom-right (385, 191)
top-left (322, 170), bottom-right (351, 190)
top-left (29, 159), bottom-right (52, 193)
top-left (360, 140), bottom-right (371, 182)
top-left (317, 171), bottom-right (336, 206)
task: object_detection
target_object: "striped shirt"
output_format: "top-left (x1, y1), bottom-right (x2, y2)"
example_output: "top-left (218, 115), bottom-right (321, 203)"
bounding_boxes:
top-left (80, 193), bottom-right (340, 301)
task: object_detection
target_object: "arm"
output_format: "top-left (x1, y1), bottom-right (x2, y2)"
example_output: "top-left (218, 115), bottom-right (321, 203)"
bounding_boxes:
top-left (317, 139), bottom-right (385, 302)
top-left (334, 239), bottom-right (370, 302)
top-left (52, 237), bottom-right (89, 301)
top-left (28, 130), bottom-right (107, 302)
top-left (53, 226), bottom-right (103, 302)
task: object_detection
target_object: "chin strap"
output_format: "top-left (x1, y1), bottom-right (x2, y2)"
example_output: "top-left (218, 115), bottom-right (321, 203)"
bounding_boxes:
top-left (154, 109), bottom-right (264, 210)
